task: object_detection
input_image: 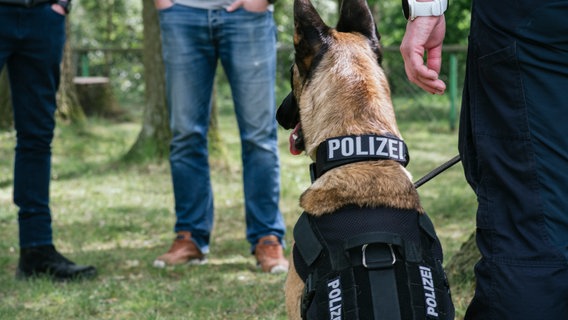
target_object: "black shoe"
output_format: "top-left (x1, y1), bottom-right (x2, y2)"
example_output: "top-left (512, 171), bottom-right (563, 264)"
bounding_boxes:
top-left (16, 245), bottom-right (97, 281)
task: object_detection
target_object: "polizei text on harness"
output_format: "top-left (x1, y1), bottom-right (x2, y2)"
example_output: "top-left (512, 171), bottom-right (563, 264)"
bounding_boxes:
top-left (419, 265), bottom-right (439, 318)
top-left (327, 277), bottom-right (343, 320)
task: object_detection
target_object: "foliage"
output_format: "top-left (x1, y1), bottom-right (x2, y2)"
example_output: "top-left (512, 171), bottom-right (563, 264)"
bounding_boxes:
top-left (443, 0), bottom-right (472, 45)
top-left (72, 0), bottom-right (142, 48)
top-left (70, 0), bottom-right (144, 104)
top-left (65, 0), bottom-right (471, 105)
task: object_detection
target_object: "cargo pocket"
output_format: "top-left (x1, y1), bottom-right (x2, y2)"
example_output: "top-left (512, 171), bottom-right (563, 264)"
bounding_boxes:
top-left (475, 42), bottom-right (530, 138)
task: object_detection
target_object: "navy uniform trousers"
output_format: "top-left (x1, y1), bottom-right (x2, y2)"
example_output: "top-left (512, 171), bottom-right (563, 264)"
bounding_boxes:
top-left (459, 0), bottom-right (568, 319)
top-left (0, 4), bottom-right (65, 248)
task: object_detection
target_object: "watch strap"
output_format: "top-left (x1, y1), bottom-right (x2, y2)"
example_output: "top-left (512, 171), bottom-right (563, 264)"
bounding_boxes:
top-left (403, 0), bottom-right (447, 21)
top-left (55, 0), bottom-right (71, 13)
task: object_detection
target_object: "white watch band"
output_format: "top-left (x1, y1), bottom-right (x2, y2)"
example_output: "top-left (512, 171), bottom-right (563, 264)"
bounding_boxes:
top-left (409, 0), bottom-right (448, 20)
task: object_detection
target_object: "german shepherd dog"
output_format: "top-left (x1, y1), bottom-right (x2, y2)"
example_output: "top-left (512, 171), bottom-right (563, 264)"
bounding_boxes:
top-left (277, 0), bottom-right (453, 319)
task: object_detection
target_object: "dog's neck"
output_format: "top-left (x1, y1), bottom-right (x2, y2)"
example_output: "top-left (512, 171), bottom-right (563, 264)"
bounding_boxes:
top-left (300, 134), bottom-right (422, 216)
top-left (309, 133), bottom-right (409, 182)
top-left (300, 159), bottom-right (422, 216)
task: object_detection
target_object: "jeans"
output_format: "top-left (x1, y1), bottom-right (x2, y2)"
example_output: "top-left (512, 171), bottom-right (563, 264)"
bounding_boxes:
top-left (459, 0), bottom-right (568, 318)
top-left (158, 5), bottom-right (285, 253)
top-left (0, 4), bottom-right (65, 248)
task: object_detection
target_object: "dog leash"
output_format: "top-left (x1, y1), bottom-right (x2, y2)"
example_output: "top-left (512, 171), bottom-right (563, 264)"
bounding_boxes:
top-left (413, 154), bottom-right (461, 189)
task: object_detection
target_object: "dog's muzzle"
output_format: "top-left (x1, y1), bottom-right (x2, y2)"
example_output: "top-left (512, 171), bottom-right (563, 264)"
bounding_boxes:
top-left (277, 91), bottom-right (305, 155)
top-left (276, 92), bottom-right (300, 130)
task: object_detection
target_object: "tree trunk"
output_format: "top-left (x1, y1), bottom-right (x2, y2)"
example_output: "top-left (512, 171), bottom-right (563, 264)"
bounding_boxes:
top-left (56, 17), bottom-right (86, 125)
top-left (0, 66), bottom-right (12, 130)
top-left (446, 231), bottom-right (479, 289)
top-left (124, 0), bottom-right (170, 161)
top-left (74, 76), bottom-right (122, 118)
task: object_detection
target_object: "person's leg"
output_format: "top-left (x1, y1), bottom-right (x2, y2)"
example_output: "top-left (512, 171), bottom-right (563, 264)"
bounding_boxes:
top-left (10, 5), bottom-right (65, 248)
top-left (158, 5), bottom-right (217, 254)
top-left (217, 8), bottom-right (288, 273)
top-left (460, 1), bottom-right (568, 318)
top-left (218, 8), bottom-right (285, 249)
top-left (8, 4), bottom-right (95, 280)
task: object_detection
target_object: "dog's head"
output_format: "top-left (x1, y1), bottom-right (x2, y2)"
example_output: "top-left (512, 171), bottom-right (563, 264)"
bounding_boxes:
top-left (277, 0), bottom-right (401, 159)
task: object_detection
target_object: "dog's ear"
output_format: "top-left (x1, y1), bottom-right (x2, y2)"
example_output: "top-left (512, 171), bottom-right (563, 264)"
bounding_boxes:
top-left (293, 0), bottom-right (330, 77)
top-left (336, 0), bottom-right (383, 64)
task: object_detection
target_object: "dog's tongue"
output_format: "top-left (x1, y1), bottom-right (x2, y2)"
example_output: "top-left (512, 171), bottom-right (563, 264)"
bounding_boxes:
top-left (289, 124), bottom-right (302, 155)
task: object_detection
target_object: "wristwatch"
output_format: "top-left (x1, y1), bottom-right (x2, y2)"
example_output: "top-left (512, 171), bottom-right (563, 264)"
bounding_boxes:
top-left (55, 0), bottom-right (72, 14)
top-left (402, 0), bottom-right (447, 21)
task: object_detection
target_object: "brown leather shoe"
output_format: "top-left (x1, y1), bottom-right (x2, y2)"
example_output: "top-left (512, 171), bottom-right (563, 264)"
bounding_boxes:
top-left (153, 231), bottom-right (206, 268)
top-left (254, 235), bottom-right (289, 273)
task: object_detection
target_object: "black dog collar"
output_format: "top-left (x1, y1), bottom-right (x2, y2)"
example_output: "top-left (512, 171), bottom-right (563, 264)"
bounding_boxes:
top-left (310, 134), bottom-right (410, 182)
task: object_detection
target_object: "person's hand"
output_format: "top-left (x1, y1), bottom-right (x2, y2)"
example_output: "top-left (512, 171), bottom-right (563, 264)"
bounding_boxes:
top-left (50, 3), bottom-right (66, 15)
top-left (155, 0), bottom-right (174, 10)
top-left (226, 0), bottom-right (269, 13)
top-left (400, 16), bottom-right (446, 94)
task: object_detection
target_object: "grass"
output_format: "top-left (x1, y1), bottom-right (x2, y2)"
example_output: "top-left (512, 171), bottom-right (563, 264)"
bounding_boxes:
top-left (0, 93), bottom-right (477, 319)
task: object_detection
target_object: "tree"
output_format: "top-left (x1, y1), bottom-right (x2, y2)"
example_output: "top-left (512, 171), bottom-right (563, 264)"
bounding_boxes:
top-left (0, 66), bottom-right (12, 130)
top-left (124, 0), bottom-right (170, 161)
top-left (56, 17), bottom-right (87, 125)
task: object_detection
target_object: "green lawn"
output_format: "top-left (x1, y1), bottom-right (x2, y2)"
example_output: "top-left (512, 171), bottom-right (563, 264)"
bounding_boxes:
top-left (0, 95), bottom-right (476, 319)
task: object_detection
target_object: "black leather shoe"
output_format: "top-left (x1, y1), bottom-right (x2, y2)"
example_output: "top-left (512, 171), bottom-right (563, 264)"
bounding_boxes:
top-left (16, 245), bottom-right (97, 281)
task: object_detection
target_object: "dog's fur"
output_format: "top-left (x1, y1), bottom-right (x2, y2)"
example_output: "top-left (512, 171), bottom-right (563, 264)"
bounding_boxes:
top-left (280, 0), bottom-right (425, 318)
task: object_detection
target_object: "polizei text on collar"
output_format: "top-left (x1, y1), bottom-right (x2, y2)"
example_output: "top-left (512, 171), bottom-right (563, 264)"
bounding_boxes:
top-left (325, 135), bottom-right (407, 164)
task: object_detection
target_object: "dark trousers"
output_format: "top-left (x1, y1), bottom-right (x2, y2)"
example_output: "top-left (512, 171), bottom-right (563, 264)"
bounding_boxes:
top-left (459, 0), bottom-right (568, 319)
top-left (0, 4), bottom-right (66, 248)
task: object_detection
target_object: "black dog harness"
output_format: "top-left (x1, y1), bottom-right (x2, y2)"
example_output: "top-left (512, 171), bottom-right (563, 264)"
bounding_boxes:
top-left (293, 206), bottom-right (454, 320)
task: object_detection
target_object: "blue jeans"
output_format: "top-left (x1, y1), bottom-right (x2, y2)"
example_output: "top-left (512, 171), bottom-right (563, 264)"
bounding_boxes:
top-left (0, 4), bottom-right (66, 248)
top-left (158, 5), bottom-right (285, 253)
top-left (460, 0), bottom-right (568, 318)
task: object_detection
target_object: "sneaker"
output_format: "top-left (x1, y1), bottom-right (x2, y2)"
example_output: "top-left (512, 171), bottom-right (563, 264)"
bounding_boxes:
top-left (254, 235), bottom-right (289, 273)
top-left (153, 231), bottom-right (206, 268)
top-left (16, 245), bottom-right (97, 281)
